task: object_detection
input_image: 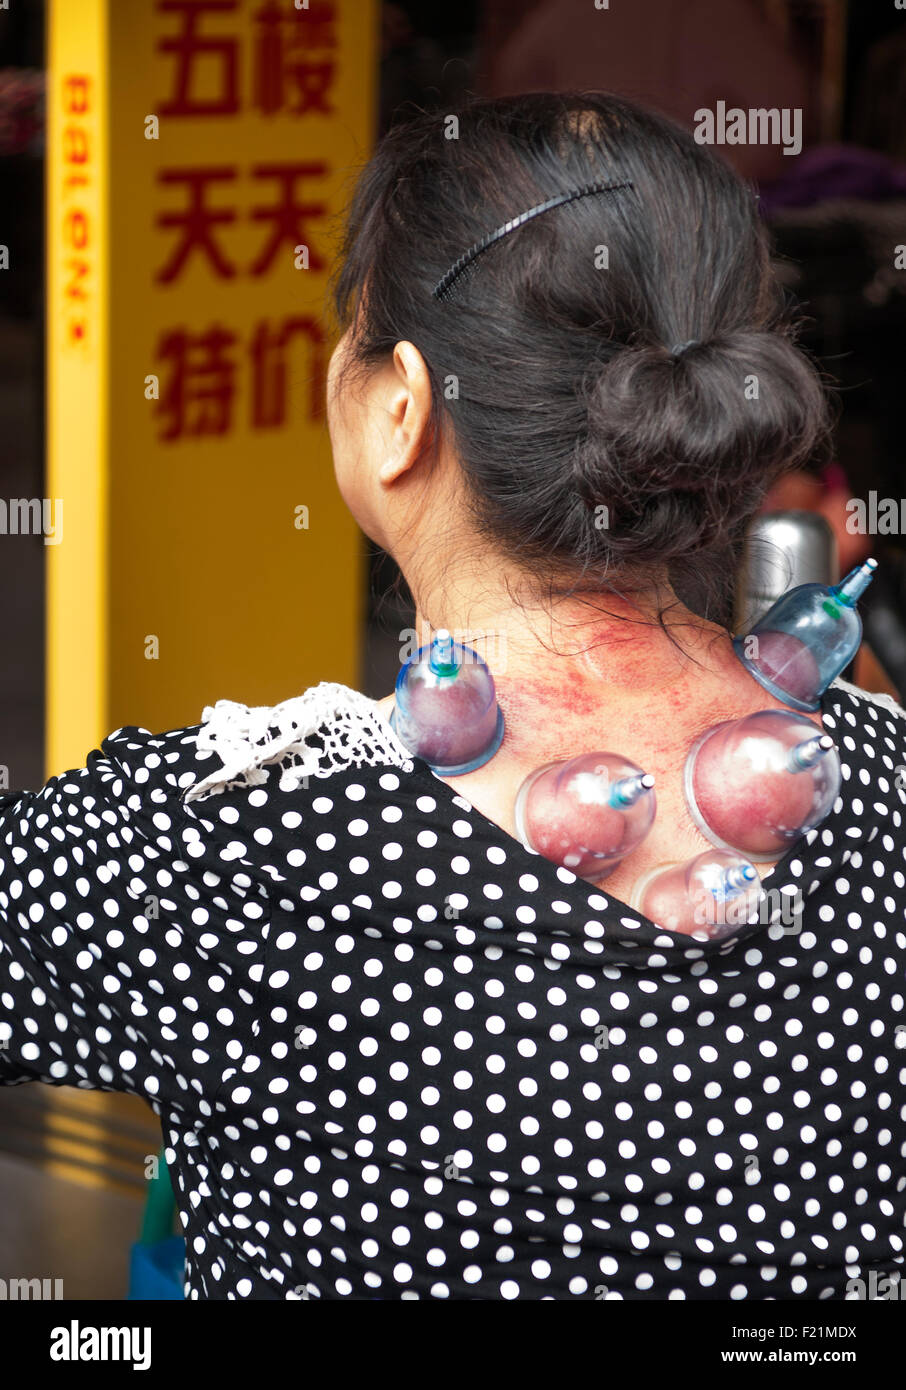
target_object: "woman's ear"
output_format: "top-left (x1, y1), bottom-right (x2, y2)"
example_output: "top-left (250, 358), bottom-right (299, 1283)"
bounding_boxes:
top-left (377, 341), bottom-right (435, 487)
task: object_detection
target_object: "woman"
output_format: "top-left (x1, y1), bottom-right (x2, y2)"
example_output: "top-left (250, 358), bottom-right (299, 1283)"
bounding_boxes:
top-left (2, 92), bottom-right (905, 1301)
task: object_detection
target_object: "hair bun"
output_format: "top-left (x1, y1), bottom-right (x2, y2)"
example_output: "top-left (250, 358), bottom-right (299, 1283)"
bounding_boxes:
top-left (572, 328), bottom-right (831, 559)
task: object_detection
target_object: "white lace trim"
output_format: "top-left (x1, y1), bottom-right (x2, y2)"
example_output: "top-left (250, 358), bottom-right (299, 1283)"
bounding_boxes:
top-left (183, 681), bottom-right (414, 803)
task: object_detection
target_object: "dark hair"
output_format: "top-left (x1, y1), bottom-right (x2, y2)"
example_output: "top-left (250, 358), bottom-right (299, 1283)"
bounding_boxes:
top-left (330, 91), bottom-right (833, 630)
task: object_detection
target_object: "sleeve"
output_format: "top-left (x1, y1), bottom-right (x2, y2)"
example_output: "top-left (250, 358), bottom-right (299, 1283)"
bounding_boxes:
top-left (0, 724), bottom-right (271, 1110)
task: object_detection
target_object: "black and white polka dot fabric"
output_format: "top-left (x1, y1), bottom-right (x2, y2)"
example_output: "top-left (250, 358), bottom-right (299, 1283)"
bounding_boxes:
top-left (1, 677), bottom-right (905, 1300)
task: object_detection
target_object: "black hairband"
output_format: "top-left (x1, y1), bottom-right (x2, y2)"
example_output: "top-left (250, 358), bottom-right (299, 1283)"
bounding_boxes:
top-left (431, 178), bottom-right (634, 303)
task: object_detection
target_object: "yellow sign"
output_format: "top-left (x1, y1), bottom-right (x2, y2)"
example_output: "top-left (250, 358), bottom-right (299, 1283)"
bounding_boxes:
top-left (47, 0), bottom-right (377, 776)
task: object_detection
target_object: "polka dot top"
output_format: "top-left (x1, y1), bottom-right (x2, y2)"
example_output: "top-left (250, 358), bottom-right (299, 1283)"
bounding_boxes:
top-left (1, 677), bottom-right (905, 1301)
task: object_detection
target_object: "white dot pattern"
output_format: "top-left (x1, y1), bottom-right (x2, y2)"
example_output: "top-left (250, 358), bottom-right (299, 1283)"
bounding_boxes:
top-left (1, 680), bottom-right (905, 1299)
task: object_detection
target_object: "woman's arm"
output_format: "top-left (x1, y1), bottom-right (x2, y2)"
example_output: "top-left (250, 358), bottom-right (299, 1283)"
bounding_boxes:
top-left (0, 724), bottom-right (269, 1109)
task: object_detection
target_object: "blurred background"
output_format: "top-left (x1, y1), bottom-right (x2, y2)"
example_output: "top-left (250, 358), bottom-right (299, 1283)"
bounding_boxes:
top-left (0, 0), bottom-right (903, 1299)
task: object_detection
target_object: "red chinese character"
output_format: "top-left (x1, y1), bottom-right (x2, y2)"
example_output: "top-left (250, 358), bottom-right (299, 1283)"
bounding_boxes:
top-left (252, 0), bottom-right (337, 116)
top-left (249, 163), bottom-right (328, 276)
top-left (156, 0), bottom-right (240, 117)
top-left (155, 324), bottom-right (238, 439)
top-left (155, 168), bottom-right (238, 283)
top-left (250, 316), bottom-right (326, 428)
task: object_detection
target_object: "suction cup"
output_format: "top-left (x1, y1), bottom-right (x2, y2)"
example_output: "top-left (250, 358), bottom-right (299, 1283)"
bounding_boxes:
top-left (733, 559), bottom-right (877, 711)
top-left (389, 628), bottom-right (504, 775)
top-left (634, 849), bottom-right (764, 939)
top-left (684, 708), bottom-right (841, 860)
top-left (514, 751), bottom-right (656, 880)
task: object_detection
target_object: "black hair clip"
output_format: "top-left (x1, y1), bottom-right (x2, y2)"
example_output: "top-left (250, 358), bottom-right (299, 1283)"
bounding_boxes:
top-left (670, 339), bottom-right (700, 358)
top-left (431, 179), bottom-right (634, 303)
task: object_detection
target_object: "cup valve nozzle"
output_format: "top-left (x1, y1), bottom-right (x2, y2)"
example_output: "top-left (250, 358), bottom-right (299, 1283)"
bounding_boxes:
top-left (832, 557), bottom-right (878, 608)
top-left (721, 862), bottom-right (759, 894)
top-left (428, 628), bottom-right (458, 676)
top-left (786, 732), bottom-right (835, 772)
top-left (609, 771), bottom-right (655, 808)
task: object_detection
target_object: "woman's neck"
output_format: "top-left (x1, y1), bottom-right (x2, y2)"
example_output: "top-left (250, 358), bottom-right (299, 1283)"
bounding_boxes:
top-left (408, 580), bottom-right (734, 700)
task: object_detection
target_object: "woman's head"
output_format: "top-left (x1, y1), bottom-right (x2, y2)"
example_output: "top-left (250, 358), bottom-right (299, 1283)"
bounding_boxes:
top-left (326, 90), bottom-right (831, 629)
